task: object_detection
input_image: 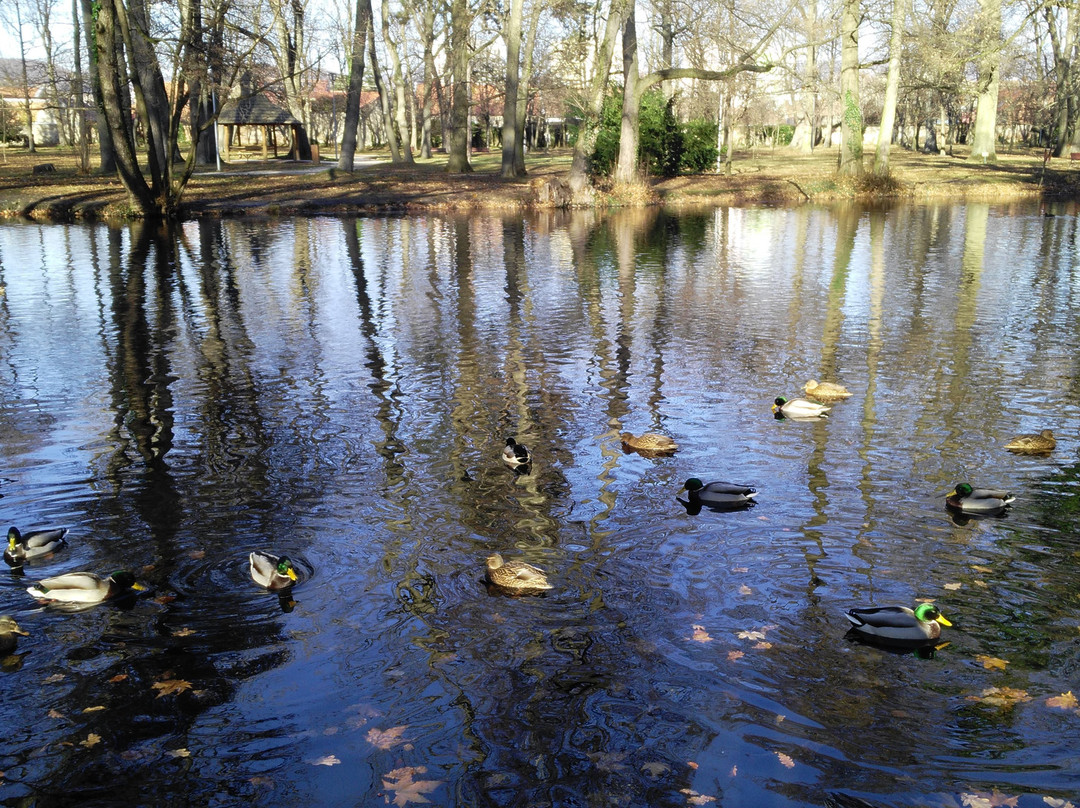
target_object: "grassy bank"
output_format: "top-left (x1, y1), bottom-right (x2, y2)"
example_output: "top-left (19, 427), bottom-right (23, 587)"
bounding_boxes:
top-left (1, 143), bottom-right (1077, 222)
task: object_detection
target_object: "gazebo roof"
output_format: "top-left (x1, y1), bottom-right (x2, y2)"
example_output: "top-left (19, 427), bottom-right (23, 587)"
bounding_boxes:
top-left (217, 93), bottom-right (300, 126)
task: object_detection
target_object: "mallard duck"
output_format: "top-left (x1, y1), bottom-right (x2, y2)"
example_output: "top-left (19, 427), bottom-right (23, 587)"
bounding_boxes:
top-left (773, 397), bottom-right (830, 418)
top-left (26, 570), bottom-right (145, 604)
top-left (1004, 430), bottom-right (1056, 453)
top-left (844, 603), bottom-right (952, 644)
top-left (802, 380), bottom-right (852, 401)
top-left (682, 478), bottom-right (757, 507)
top-left (946, 483), bottom-right (1015, 513)
top-left (620, 432), bottom-right (678, 455)
top-left (5, 526), bottom-right (69, 566)
top-left (485, 553), bottom-right (553, 592)
top-left (502, 437), bottom-right (531, 468)
top-left (0, 616), bottom-right (29, 654)
top-left (249, 551), bottom-right (299, 590)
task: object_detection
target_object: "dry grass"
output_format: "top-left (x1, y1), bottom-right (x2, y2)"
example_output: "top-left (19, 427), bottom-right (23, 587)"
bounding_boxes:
top-left (0, 142), bottom-right (1076, 222)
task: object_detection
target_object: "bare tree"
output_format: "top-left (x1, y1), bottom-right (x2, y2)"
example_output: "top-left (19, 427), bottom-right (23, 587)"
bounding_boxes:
top-left (874, 0), bottom-right (908, 174)
top-left (339, 0), bottom-right (374, 170)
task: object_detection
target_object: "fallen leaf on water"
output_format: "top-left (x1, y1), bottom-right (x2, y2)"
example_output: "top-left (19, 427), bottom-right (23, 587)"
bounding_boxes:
top-left (687, 761), bottom-right (698, 770)
top-left (775, 714), bottom-right (786, 724)
top-left (737, 630), bottom-right (766, 641)
top-left (382, 766), bottom-right (443, 807)
top-left (976, 655), bottom-right (1009, 671)
top-left (48, 709), bottom-right (64, 719)
top-left (729, 765), bottom-right (737, 777)
top-left (754, 642), bottom-right (773, 650)
top-left (153, 678), bottom-right (194, 698)
top-left (366, 725), bottom-right (409, 750)
top-left (679, 789), bottom-right (716, 805)
top-left (690, 625), bottom-right (712, 643)
top-left (108, 674), bottom-right (128, 683)
top-left (1043, 798), bottom-right (1076, 808)
top-left (1045, 691), bottom-right (1079, 710)
top-left (168, 748), bottom-right (191, 758)
top-left (82, 706), bottom-right (106, 713)
top-left (732, 566), bottom-right (748, 573)
top-left (727, 650), bottom-right (745, 661)
top-left (154, 595), bottom-right (176, 605)
top-left (80, 733), bottom-right (102, 749)
top-left (738, 585), bottom-right (753, 595)
top-left (189, 550), bottom-right (206, 560)
top-left (967, 687), bottom-right (1031, 709)
top-left (44, 673), bottom-right (65, 684)
top-left (776, 752), bottom-right (795, 769)
top-left (172, 627), bottom-right (196, 638)
top-left (961, 790), bottom-right (1019, 807)
top-left (640, 761), bottom-right (670, 778)
top-left (944, 582), bottom-right (962, 590)
top-left (974, 580), bottom-right (988, 588)
top-left (309, 755), bottom-right (340, 766)
top-left (971, 565), bottom-right (993, 573)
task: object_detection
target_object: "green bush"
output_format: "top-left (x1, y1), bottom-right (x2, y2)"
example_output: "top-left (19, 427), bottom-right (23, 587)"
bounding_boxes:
top-left (681, 119), bottom-right (718, 173)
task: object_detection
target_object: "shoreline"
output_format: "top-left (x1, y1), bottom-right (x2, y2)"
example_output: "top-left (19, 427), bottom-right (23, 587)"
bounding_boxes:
top-left (1, 146), bottom-right (1077, 222)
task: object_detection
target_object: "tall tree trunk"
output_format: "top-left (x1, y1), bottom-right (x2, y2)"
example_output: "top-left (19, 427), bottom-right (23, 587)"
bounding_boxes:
top-left (14, 2), bottom-right (37, 153)
top-left (614, 6), bottom-right (641, 184)
top-left (500, 0), bottom-right (523, 177)
top-left (368, 21), bottom-right (401, 161)
top-left (339, 0), bottom-right (372, 170)
top-left (514, 0), bottom-right (542, 173)
top-left (446, 0), bottom-right (473, 173)
top-left (72, 0), bottom-right (91, 172)
top-left (80, 0), bottom-right (117, 172)
top-left (839, 0), bottom-right (863, 176)
top-left (874, 0), bottom-right (907, 174)
top-left (969, 0), bottom-right (1002, 161)
top-left (381, 0), bottom-right (413, 162)
top-left (418, 3), bottom-right (436, 159)
top-left (270, 0), bottom-right (312, 159)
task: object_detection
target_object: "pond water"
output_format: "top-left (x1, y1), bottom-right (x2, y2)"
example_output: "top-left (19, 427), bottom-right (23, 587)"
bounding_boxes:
top-left (1, 202), bottom-right (1079, 807)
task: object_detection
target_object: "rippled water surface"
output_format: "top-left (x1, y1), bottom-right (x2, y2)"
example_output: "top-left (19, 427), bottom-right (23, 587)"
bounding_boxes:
top-left (1, 203), bottom-right (1079, 807)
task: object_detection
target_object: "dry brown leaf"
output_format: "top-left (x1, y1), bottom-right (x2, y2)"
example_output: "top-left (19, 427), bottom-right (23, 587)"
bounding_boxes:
top-left (727, 650), bottom-right (745, 661)
top-left (172, 627), bottom-right (196, 638)
top-left (168, 748), bottom-right (191, 758)
top-left (1046, 691), bottom-right (1079, 710)
top-left (776, 752), bottom-right (795, 769)
top-left (687, 761), bottom-right (698, 770)
top-left (381, 766), bottom-right (443, 807)
top-left (971, 565), bottom-right (993, 573)
top-left (44, 673), bottom-right (65, 684)
top-left (691, 625), bottom-right (713, 643)
top-left (944, 582), bottom-right (962, 590)
top-left (47, 709), bottom-right (64, 719)
top-left (679, 789), bottom-right (716, 805)
top-left (366, 725), bottom-right (409, 750)
top-left (154, 595), bottom-right (176, 604)
top-left (962, 790), bottom-right (1019, 807)
top-left (108, 674), bottom-right (128, 683)
top-left (189, 550), bottom-right (206, 560)
top-left (737, 630), bottom-right (766, 641)
top-left (80, 733), bottom-right (102, 749)
top-left (309, 755), bottom-right (341, 766)
top-left (976, 655), bottom-right (1009, 671)
top-left (775, 714), bottom-right (786, 723)
top-left (153, 678), bottom-right (194, 698)
top-left (82, 706), bottom-right (106, 713)
top-left (967, 687), bottom-right (1032, 709)
top-left (754, 642), bottom-right (773, 650)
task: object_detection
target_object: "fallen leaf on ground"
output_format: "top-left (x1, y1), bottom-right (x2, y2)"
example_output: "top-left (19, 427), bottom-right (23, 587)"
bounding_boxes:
top-left (1045, 691), bottom-right (1079, 710)
top-left (679, 789), bottom-right (716, 805)
top-left (366, 725), bottom-right (409, 750)
top-left (153, 678), bottom-right (194, 698)
top-left (690, 625), bottom-right (712, 643)
top-left (309, 755), bottom-right (340, 766)
top-left (80, 733), bottom-right (102, 749)
top-left (976, 655), bottom-right (1009, 670)
top-left (776, 752), bottom-right (795, 768)
top-left (967, 687), bottom-right (1031, 709)
top-left (382, 766), bottom-right (443, 806)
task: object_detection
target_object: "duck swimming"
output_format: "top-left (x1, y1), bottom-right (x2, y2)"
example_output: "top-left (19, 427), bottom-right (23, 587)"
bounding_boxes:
top-left (844, 603), bottom-right (952, 645)
top-left (502, 437), bottom-right (531, 468)
top-left (945, 483), bottom-right (1015, 513)
top-left (620, 432), bottom-right (678, 456)
top-left (802, 380), bottom-right (852, 401)
top-left (249, 551), bottom-right (299, 590)
top-left (681, 478), bottom-right (758, 508)
top-left (773, 397), bottom-right (830, 418)
top-left (485, 553), bottom-right (552, 593)
top-left (1004, 430), bottom-right (1056, 453)
top-left (26, 570), bottom-right (145, 605)
top-left (0, 616), bottom-right (29, 654)
top-left (5, 526), bottom-right (69, 566)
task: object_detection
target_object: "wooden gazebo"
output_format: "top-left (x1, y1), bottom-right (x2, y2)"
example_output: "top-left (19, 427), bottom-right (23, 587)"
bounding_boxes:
top-left (216, 89), bottom-right (307, 161)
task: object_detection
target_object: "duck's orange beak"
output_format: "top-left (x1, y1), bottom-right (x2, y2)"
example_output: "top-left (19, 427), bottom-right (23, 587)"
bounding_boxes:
top-left (936, 615), bottom-right (952, 626)
top-left (287, 568), bottom-right (298, 582)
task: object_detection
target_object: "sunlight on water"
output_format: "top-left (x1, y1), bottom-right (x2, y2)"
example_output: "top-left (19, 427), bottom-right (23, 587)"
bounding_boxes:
top-left (1, 204), bottom-right (1079, 806)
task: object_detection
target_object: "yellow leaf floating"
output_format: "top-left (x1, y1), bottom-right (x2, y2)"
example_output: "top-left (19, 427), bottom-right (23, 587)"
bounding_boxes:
top-left (727, 650), bottom-right (745, 662)
top-left (691, 625), bottom-right (713, 643)
top-left (366, 725), bottom-right (409, 750)
top-left (1045, 691), bottom-right (1079, 710)
top-left (738, 585), bottom-right (753, 596)
top-left (168, 748), bottom-right (191, 758)
top-left (944, 582), bottom-right (962, 591)
top-left (976, 655), bottom-right (1009, 671)
top-left (152, 678), bottom-right (194, 698)
top-left (967, 687), bottom-right (1032, 709)
top-left (737, 630), bottom-right (766, 641)
top-left (80, 733), bottom-right (102, 749)
top-left (679, 789), bottom-right (717, 805)
top-left (776, 752), bottom-right (795, 769)
top-left (381, 766), bottom-right (443, 807)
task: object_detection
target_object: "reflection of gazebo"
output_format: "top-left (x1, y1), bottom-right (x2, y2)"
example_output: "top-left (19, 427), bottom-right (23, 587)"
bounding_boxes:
top-left (216, 88), bottom-right (307, 161)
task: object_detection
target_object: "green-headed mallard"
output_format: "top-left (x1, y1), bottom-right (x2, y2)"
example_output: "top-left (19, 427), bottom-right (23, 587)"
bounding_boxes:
top-left (502, 437), bottom-right (531, 468)
top-left (249, 551), bottom-right (299, 590)
top-left (26, 570), bottom-right (146, 605)
top-left (844, 603), bottom-right (952, 644)
top-left (946, 483), bottom-right (1015, 513)
top-left (773, 397), bottom-right (830, 418)
top-left (5, 526), bottom-right (69, 566)
top-left (682, 478), bottom-right (757, 507)
top-left (485, 552), bottom-right (552, 593)
top-left (1004, 430), bottom-right (1056, 453)
top-left (620, 432), bottom-right (678, 456)
top-left (802, 380), bottom-right (853, 401)
top-left (0, 616), bottom-right (29, 654)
